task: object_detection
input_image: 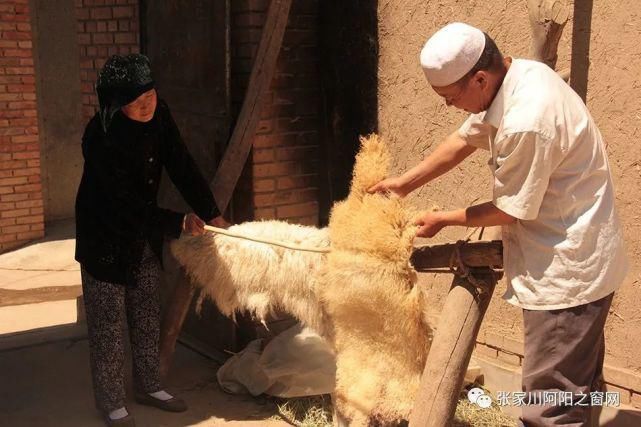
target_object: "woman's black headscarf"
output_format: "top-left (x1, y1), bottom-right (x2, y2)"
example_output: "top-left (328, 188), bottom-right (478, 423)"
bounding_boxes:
top-left (96, 54), bottom-right (155, 132)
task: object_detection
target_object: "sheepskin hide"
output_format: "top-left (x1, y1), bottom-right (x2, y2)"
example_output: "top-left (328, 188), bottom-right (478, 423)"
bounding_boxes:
top-left (170, 135), bottom-right (432, 426)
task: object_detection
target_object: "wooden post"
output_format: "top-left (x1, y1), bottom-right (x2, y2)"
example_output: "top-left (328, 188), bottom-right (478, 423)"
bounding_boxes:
top-left (159, 270), bottom-right (195, 380)
top-left (212, 0), bottom-right (293, 213)
top-left (409, 268), bottom-right (498, 427)
top-left (158, 0), bottom-right (293, 379)
top-left (527, 0), bottom-right (569, 70)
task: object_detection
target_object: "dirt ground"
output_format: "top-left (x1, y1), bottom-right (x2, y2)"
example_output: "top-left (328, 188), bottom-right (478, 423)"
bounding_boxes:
top-left (0, 332), bottom-right (288, 427)
top-left (376, 0), bottom-right (641, 374)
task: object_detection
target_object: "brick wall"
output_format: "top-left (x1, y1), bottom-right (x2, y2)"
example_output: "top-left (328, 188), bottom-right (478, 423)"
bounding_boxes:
top-left (231, 0), bottom-right (322, 225)
top-left (0, 0), bottom-right (44, 252)
top-left (474, 329), bottom-right (641, 409)
top-left (75, 0), bottom-right (139, 121)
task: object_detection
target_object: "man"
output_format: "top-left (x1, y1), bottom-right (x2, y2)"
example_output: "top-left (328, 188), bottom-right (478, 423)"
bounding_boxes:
top-left (369, 23), bottom-right (628, 426)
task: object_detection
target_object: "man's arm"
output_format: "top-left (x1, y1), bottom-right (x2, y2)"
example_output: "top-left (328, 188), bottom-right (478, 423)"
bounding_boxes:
top-left (415, 202), bottom-right (516, 238)
top-left (368, 130), bottom-right (477, 196)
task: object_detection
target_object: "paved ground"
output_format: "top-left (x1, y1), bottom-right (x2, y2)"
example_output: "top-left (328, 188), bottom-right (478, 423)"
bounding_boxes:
top-left (0, 330), bottom-right (288, 427)
top-left (0, 221), bottom-right (289, 426)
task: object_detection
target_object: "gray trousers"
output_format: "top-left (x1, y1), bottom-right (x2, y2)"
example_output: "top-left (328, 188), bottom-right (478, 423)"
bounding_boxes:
top-left (520, 292), bottom-right (614, 426)
top-left (81, 244), bottom-right (163, 413)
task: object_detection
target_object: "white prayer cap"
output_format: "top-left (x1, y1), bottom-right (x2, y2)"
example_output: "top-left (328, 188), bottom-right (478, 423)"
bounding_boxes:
top-left (420, 22), bottom-right (486, 87)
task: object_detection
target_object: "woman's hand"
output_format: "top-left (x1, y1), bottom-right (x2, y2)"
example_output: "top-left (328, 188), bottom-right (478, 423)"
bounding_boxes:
top-left (183, 213), bottom-right (206, 236)
top-left (367, 176), bottom-right (408, 197)
top-left (207, 215), bottom-right (231, 229)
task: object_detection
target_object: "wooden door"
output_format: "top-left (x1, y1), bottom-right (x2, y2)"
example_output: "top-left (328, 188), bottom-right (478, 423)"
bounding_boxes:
top-left (142, 0), bottom-right (237, 358)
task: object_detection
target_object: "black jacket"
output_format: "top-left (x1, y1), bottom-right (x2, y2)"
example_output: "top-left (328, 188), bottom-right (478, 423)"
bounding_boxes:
top-left (75, 99), bottom-right (219, 285)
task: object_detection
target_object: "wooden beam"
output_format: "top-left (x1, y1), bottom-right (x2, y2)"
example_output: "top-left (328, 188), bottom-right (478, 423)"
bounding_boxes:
top-left (160, 0), bottom-right (292, 380)
top-left (409, 269), bottom-right (498, 426)
top-left (411, 240), bottom-right (503, 270)
top-left (212, 0), bottom-right (293, 213)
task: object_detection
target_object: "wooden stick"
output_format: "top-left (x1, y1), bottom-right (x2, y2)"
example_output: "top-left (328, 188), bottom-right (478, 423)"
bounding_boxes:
top-left (409, 269), bottom-right (498, 426)
top-left (204, 224), bottom-right (331, 253)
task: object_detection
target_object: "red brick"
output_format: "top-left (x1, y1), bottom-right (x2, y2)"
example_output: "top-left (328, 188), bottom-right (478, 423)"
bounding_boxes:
top-left (0, 208), bottom-right (29, 218)
top-left (1, 31), bottom-right (31, 41)
top-left (8, 100), bottom-right (36, 109)
top-left (253, 193), bottom-right (274, 207)
top-left (13, 183), bottom-right (40, 192)
top-left (12, 167), bottom-right (39, 177)
top-left (0, 22), bottom-right (17, 31)
top-left (253, 178), bottom-right (275, 193)
top-left (0, 193), bottom-right (26, 202)
top-left (0, 93), bottom-right (22, 102)
top-left (254, 207), bottom-right (276, 220)
top-left (16, 214), bottom-right (42, 225)
top-left (0, 233), bottom-right (17, 243)
top-left (16, 230), bottom-right (43, 240)
top-left (0, 160), bottom-right (26, 169)
top-left (0, 186), bottom-right (13, 195)
top-left (276, 202), bottom-right (318, 218)
top-left (2, 224), bottom-right (28, 233)
top-left (253, 161), bottom-right (299, 178)
top-left (15, 199), bottom-right (41, 209)
top-left (12, 151), bottom-right (38, 159)
top-left (0, 217), bottom-right (15, 226)
top-left (0, 176), bottom-right (27, 186)
top-left (253, 148), bottom-right (275, 163)
top-left (114, 32), bottom-right (136, 44)
top-left (0, 201), bottom-right (14, 210)
top-left (90, 7), bottom-right (112, 19)
top-left (16, 23), bottom-right (30, 32)
top-left (92, 33), bottom-right (114, 44)
top-left (112, 6), bottom-right (133, 18)
top-left (30, 222), bottom-right (43, 231)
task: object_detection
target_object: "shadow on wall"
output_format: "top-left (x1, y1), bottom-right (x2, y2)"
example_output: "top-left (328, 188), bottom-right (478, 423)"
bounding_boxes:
top-left (319, 0), bottom-right (379, 225)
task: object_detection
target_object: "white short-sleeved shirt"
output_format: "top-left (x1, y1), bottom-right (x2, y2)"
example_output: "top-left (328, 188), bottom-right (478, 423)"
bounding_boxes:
top-left (458, 58), bottom-right (628, 310)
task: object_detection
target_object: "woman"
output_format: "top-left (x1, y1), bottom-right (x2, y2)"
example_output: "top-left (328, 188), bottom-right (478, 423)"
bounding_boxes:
top-left (75, 54), bottom-right (228, 426)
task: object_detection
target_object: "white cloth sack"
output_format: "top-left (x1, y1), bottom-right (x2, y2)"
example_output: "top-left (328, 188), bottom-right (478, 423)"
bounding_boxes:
top-left (216, 324), bottom-right (336, 398)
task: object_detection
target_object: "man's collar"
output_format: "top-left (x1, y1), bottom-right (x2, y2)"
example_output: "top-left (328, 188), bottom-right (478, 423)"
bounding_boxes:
top-left (483, 58), bottom-right (518, 128)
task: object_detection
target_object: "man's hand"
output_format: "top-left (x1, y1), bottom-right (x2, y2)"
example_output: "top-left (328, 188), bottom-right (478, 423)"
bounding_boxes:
top-left (183, 213), bottom-right (206, 236)
top-left (414, 211), bottom-right (447, 238)
top-left (207, 215), bottom-right (231, 229)
top-left (367, 176), bottom-right (408, 197)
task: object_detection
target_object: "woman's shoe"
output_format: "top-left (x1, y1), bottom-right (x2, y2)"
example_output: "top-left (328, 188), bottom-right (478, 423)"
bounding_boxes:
top-left (134, 392), bottom-right (187, 413)
top-left (103, 412), bottom-right (136, 427)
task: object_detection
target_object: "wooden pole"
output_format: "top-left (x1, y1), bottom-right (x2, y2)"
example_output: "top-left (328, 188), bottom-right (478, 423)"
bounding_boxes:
top-left (158, 0), bottom-right (292, 379)
top-left (409, 268), bottom-right (498, 427)
top-left (159, 275), bottom-right (195, 380)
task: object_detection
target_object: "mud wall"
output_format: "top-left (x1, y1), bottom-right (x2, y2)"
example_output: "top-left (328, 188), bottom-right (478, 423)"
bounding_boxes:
top-left (377, 0), bottom-right (641, 404)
